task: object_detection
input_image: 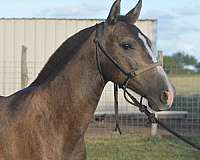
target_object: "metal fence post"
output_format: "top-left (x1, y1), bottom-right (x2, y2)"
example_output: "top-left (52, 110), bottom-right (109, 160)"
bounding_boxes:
top-left (151, 113), bottom-right (158, 136)
top-left (158, 50), bottom-right (164, 66)
top-left (21, 45), bottom-right (28, 89)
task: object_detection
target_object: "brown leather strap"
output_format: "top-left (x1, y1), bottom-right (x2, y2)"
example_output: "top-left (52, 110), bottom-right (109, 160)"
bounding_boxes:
top-left (114, 83), bottom-right (122, 134)
top-left (131, 62), bottom-right (162, 76)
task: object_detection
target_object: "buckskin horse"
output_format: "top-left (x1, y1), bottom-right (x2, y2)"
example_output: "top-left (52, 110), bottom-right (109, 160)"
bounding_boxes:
top-left (0, 0), bottom-right (175, 159)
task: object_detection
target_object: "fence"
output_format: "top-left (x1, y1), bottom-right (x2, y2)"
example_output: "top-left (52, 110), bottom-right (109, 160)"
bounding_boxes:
top-left (0, 20), bottom-right (199, 153)
top-left (91, 70), bottom-right (200, 154)
top-left (0, 56), bottom-right (199, 141)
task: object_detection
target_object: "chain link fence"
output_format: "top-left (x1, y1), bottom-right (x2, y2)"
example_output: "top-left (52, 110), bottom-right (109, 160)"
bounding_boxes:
top-left (0, 61), bottom-right (199, 141)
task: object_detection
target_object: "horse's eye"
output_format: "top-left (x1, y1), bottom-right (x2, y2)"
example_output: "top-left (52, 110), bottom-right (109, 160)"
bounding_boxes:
top-left (120, 43), bottom-right (133, 50)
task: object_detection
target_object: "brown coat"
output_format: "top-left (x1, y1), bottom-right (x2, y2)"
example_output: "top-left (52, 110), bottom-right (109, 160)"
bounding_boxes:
top-left (0, 0), bottom-right (174, 159)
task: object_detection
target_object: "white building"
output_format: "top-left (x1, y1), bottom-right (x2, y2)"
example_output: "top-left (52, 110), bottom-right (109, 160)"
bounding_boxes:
top-left (0, 18), bottom-right (157, 113)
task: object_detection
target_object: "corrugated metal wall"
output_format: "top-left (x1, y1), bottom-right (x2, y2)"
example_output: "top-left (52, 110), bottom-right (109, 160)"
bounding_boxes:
top-left (0, 19), bottom-right (157, 112)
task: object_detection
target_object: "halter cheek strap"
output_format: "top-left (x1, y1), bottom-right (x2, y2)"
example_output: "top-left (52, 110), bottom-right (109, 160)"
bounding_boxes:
top-left (95, 23), bottom-right (159, 132)
top-left (94, 23), bottom-right (162, 89)
top-left (94, 23), bottom-right (161, 134)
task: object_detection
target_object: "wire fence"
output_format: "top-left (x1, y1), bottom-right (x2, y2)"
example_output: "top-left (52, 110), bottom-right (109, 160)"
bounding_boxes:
top-left (0, 61), bottom-right (199, 145)
top-left (90, 72), bottom-right (200, 140)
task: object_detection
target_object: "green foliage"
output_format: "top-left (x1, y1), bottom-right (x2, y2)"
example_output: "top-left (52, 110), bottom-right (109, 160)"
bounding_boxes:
top-left (163, 51), bottom-right (198, 74)
top-left (172, 52), bottom-right (197, 66)
top-left (163, 56), bottom-right (177, 74)
top-left (195, 62), bottom-right (200, 72)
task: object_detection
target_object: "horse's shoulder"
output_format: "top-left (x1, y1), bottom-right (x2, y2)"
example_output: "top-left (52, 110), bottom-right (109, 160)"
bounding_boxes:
top-left (0, 96), bottom-right (5, 100)
top-left (0, 96), bottom-right (6, 106)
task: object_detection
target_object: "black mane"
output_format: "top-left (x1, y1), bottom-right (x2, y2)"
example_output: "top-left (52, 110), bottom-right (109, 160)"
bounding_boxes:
top-left (30, 25), bottom-right (96, 87)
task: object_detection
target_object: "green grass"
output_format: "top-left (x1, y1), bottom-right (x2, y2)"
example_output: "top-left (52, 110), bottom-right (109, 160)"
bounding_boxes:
top-left (85, 75), bottom-right (200, 159)
top-left (169, 75), bottom-right (200, 96)
top-left (86, 135), bottom-right (200, 160)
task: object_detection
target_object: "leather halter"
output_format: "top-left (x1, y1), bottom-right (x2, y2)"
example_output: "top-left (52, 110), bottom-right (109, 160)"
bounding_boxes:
top-left (94, 23), bottom-right (162, 89)
top-left (93, 24), bottom-right (200, 150)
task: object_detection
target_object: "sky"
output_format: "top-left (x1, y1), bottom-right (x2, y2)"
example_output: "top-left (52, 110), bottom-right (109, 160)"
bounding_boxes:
top-left (0, 0), bottom-right (200, 60)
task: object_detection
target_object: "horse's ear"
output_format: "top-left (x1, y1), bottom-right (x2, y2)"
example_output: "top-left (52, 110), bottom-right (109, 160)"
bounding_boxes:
top-left (126, 0), bottom-right (142, 24)
top-left (106, 0), bottom-right (121, 24)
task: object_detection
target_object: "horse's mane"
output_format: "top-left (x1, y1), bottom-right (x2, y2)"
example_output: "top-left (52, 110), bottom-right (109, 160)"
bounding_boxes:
top-left (30, 25), bottom-right (96, 87)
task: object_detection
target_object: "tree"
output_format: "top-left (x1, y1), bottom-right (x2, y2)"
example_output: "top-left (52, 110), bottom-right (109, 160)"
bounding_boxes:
top-left (163, 56), bottom-right (176, 74)
top-left (163, 51), bottom-right (198, 74)
top-left (183, 54), bottom-right (197, 65)
top-left (195, 63), bottom-right (200, 72)
top-left (172, 52), bottom-right (197, 66)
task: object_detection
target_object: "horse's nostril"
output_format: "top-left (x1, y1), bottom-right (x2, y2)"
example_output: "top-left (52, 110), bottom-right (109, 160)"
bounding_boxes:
top-left (161, 90), bottom-right (174, 108)
top-left (161, 91), bottom-right (169, 104)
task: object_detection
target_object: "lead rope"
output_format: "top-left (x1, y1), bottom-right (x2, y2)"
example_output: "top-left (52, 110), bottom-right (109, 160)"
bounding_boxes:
top-left (114, 83), bottom-right (122, 134)
top-left (94, 24), bottom-right (200, 150)
top-left (121, 87), bottom-right (200, 151)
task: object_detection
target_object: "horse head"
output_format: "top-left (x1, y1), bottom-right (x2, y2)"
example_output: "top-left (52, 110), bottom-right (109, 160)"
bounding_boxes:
top-left (95, 0), bottom-right (175, 111)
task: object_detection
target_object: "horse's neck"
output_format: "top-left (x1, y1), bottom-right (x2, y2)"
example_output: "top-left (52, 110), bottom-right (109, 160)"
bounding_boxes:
top-left (42, 32), bottom-right (105, 133)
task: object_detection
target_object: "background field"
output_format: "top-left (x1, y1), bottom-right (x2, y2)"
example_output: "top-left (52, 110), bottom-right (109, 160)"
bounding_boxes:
top-left (170, 75), bottom-right (200, 96)
top-left (86, 135), bottom-right (200, 160)
top-left (85, 74), bottom-right (200, 159)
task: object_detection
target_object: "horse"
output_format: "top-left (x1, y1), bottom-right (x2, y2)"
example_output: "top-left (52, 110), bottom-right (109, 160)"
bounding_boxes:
top-left (0, 0), bottom-right (175, 159)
